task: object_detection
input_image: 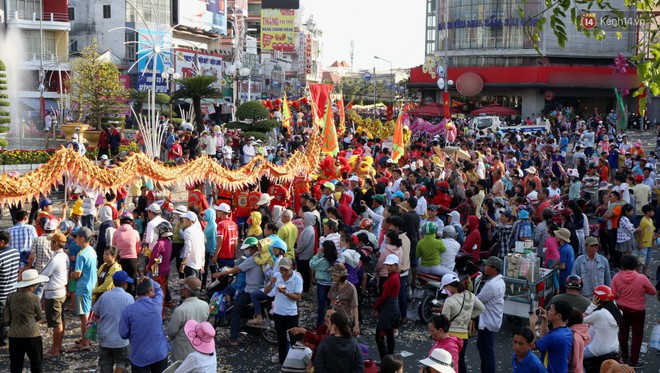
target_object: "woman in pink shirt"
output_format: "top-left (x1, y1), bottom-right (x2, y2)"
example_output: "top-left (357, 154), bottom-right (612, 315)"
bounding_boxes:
top-left (112, 212), bottom-right (141, 294)
top-left (611, 255), bottom-right (657, 367)
top-left (427, 314), bottom-right (463, 373)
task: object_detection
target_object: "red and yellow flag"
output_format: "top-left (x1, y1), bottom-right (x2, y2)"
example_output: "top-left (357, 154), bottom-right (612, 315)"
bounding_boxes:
top-left (336, 98), bottom-right (346, 135)
top-left (281, 93), bottom-right (292, 130)
top-left (391, 105), bottom-right (407, 162)
top-left (321, 98), bottom-right (339, 156)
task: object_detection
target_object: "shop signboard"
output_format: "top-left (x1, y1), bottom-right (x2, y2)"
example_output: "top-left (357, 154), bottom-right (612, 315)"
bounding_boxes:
top-left (261, 9), bottom-right (296, 51)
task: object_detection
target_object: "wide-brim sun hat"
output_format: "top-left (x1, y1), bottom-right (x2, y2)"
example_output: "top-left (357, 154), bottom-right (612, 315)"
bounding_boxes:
top-left (419, 348), bottom-right (454, 373)
top-left (257, 194), bottom-right (275, 206)
top-left (14, 269), bottom-right (49, 289)
top-left (184, 320), bottom-right (215, 354)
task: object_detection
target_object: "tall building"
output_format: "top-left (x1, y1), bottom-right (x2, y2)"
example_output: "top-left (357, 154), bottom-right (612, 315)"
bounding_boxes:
top-left (414, 0), bottom-right (641, 120)
top-left (69, 0), bottom-right (225, 93)
top-left (4, 0), bottom-right (71, 119)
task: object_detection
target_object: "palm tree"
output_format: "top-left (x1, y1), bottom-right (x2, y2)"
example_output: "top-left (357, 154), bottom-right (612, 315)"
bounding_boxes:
top-left (129, 89), bottom-right (148, 120)
top-left (172, 75), bottom-right (223, 132)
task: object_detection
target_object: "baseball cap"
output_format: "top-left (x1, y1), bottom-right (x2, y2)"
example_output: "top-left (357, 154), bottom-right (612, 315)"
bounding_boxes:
top-left (279, 257), bottom-right (293, 270)
top-left (486, 256), bottom-right (503, 271)
top-left (585, 236), bottom-right (599, 246)
top-left (393, 191), bottom-right (405, 199)
top-left (75, 227), bottom-right (93, 241)
top-left (383, 254), bottom-right (400, 265)
top-left (427, 204), bottom-right (438, 211)
top-left (44, 219), bottom-right (59, 232)
top-left (147, 203), bottom-right (162, 214)
top-left (322, 182), bottom-right (335, 191)
top-left (372, 194), bottom-right (385, 203)
top-left (173, 206), bottom-right (188, 215)
top-left (100, 154), bottom-right (109, 160)
top-left (214, 203), bottom-right (231, 213)
top-left (39, 198), bottom-right (54, 209)
top-left (440, 273), bottom-right (460, 288)
top-left (49, 232), bottom-right (66, 244)
top-left (348, 175), bottom-right (360, 182)
top-left (181, 211), bottom-right (198, 222)
top-left (112, 271), bottom-right (134, 284)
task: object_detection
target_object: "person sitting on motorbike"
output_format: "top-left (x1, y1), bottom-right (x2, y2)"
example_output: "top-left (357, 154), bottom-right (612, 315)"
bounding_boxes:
top-left (583, 285), bottom-right (622, 362)
top-left (247, 239), bottom-right (286, 328)
top-left (212, 237), bottom-right (265, 346)
top-left (417, 222), bottom-right (452, 277)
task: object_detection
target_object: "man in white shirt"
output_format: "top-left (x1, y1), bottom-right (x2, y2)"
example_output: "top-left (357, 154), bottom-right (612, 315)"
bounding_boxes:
top-left (581, 128), bottom-right (595, 158)
top-left (476, 256), bottom-right (506, 373)
top-left (631, 174), bottom-right (651, 223)
top-left (144, 203), bottom-right (165, 253)
top-left (40, 232), bottom-right (70, 358)
top-left (44, 112), bottom-right (53, 132)
top-left (180, 212), bottom-right (205, 278)
top-left (201, 131), bottom-right (216, 158)
top-left (242, 137), bottom-right (256, 165)
top-left (612, 175), bottom-right (631, 204)
top-left (440, 226), bottom-right (460, 272)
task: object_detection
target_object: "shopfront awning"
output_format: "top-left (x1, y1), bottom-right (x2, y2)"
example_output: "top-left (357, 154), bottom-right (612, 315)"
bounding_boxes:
top-left (19, 98), bottom-right (59, 112)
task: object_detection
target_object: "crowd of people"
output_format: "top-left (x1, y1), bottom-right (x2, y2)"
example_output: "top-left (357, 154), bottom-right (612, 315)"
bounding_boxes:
top-left (0, 105), bottom-right (659, 373)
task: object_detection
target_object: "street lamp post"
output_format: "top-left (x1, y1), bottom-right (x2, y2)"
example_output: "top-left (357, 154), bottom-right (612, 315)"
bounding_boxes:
top-left (374, 56), bottom-right (393, 102)
top-left (161, 67), bottom-right (180, 121)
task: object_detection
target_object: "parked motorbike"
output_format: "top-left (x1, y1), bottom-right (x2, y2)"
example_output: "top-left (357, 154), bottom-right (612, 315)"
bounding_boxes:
top-left (205, 275), bottom-right (277, 345)
top-left (416, 252), bottom-right (483, 324)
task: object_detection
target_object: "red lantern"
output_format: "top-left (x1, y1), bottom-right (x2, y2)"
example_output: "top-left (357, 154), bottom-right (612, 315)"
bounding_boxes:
top-left (300, 97), bottom-right (308, 105)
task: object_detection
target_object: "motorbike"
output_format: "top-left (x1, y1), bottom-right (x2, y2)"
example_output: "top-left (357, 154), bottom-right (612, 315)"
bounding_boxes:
top-left (416, 251), bottom-right (483, 324)
top-left (583, 351), bottom-right (621, 373)
top-left (204, 275), bottom-right (278, 345)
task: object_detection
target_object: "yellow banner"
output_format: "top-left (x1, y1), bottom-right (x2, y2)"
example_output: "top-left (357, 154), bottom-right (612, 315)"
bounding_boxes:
top-left (260, 9), bottom-right (296, 52)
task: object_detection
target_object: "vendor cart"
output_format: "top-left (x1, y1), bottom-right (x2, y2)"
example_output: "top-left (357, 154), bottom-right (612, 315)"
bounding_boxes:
top-left (502, 268), bottom-right (556, 320)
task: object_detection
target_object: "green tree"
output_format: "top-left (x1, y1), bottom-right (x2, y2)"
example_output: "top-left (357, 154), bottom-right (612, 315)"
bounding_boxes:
top-left (0, 59), bottom-right (9, 125)
top-left (171, 75), bottom-right (223, 132)
top-left (70, 39), bottom-right (127, 127)
top-left (520, 0), bottom-right (659, 112)
top-left (226, 101), bottom-right (280, 137)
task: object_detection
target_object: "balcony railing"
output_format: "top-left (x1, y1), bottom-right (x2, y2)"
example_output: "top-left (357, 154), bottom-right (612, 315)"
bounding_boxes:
top-left (8, 11), bottom-right (69, 23)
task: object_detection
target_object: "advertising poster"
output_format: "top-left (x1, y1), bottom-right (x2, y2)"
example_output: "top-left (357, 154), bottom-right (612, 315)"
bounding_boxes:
top-left (173, 49), bottom-right (223, 90)
top-left (260, 9), bottom-right (295, 52)
top-left (137, 29), bottom-right (172, 74)
top-left (179, 0), bottom-right (226, 33)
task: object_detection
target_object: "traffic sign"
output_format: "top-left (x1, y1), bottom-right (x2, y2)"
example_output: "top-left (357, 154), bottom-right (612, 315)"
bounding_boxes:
top-left (363, 72), bottom-right (372, 81)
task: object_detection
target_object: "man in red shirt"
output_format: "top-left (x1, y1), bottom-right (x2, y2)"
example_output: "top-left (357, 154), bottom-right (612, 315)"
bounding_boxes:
top-left (187, 183), bottom-right (209, 212)
top-left (232, 190), bottom-right (250, 238)
top-left (268, 183), bottom-right (290, 209)
top-left (212, 203), bottom-right (238, 268)
top-left (534, 188), bottom-right (552, 223)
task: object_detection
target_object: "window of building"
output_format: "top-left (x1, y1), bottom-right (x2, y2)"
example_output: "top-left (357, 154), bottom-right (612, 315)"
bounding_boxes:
top-left (103, 5), bottom-right (111, 19)
top-left (125, 32), bottom-right (137, 63)
top-left (70, 39), bottom-right (78, 53)
top-left (22, 30), bottom-right (55, 60)
top-left (126, 0), bottom-right (170, 24)
top-left (68, 7), bottom-right (75, 21)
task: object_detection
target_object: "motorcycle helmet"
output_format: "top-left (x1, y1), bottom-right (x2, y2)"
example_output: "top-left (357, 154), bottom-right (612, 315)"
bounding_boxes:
top-left (240, 237), bottom-right (259, 251)
top-left (154, 221), bottom-right (173, 238)
top-left (594, 285), bottom-right (616, 302)
top-left (359, 218), bottom-right (373, 230)
top-left (565, 275), bottom-right (583, 291)
top-left (421, 222), bottom-right (437, 236)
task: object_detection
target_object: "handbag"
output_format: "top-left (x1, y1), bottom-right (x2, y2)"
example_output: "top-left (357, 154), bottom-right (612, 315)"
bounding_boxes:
top-left (650, 324), bottom-right (660, 350)
top-left (84, 311), bottom-right (98, 342)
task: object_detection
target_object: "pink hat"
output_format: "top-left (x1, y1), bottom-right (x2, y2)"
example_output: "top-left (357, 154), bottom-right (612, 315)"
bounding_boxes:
top-left (184, 320), bottom-right (215, 354)
top-left (634, 140), bottom-right (642, 147)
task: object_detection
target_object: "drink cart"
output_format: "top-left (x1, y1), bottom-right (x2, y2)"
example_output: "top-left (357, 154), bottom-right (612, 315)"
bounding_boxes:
top-left (503, 250), bottom-right (557, 320)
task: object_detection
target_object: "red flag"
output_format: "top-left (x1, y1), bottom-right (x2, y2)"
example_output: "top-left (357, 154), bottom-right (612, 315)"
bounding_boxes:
top-left (442, 92), bottom-right (451, 119)
top-left (309, 83), bottom-right (333, 120)
top-left (346, 100), bottom-right (354, 110)
top-left (337, 98), bottom-right (345, 135)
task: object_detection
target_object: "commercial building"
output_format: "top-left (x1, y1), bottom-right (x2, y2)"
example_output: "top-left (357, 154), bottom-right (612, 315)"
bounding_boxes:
top-left (2, 0), bottom-right (71, 118)
top-left (412, 0), bottom-right (642, 121)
